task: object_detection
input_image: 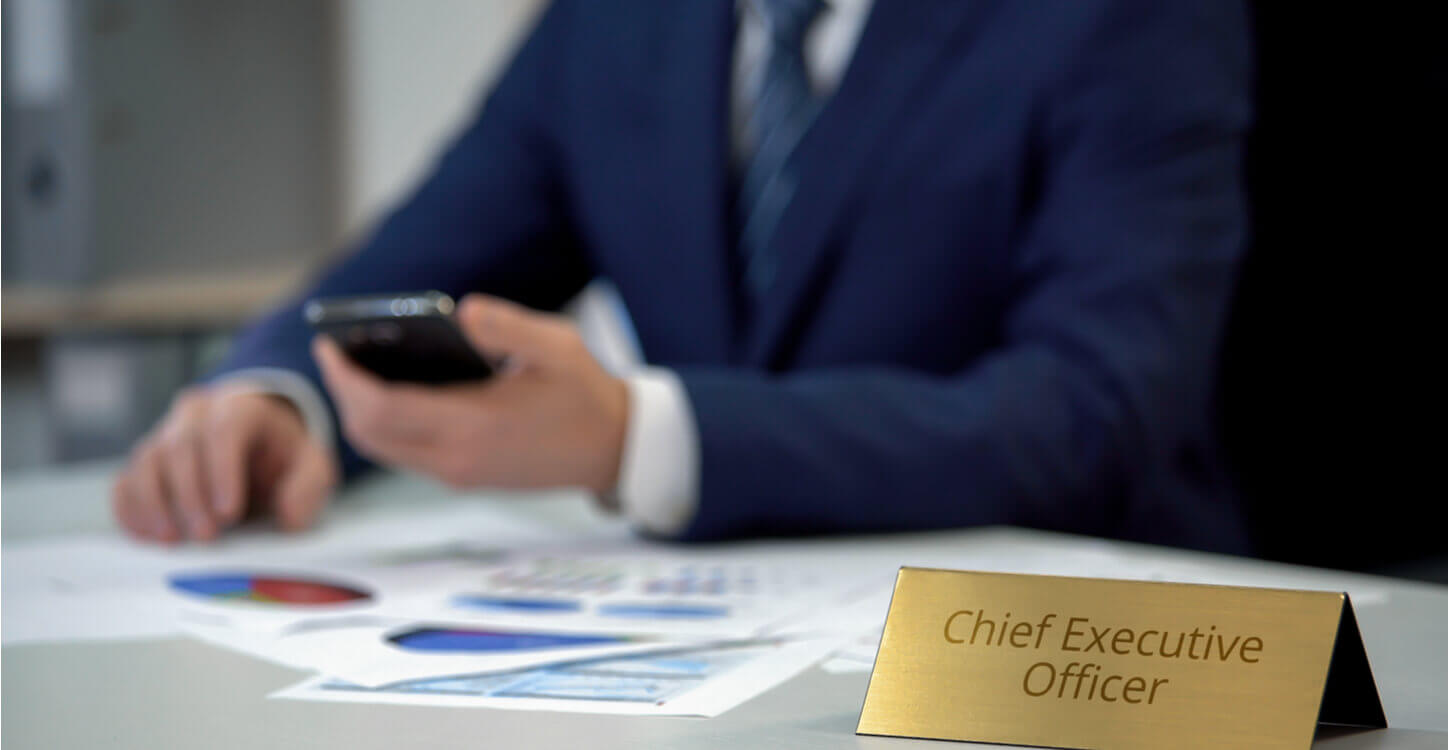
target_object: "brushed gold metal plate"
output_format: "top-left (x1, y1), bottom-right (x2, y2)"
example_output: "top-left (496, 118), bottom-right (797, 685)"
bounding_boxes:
top-left (856, 568), bottom-right (1384, 750)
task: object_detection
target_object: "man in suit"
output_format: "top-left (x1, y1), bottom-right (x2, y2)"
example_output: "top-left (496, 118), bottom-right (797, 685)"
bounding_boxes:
top-left (112, 1), bottom-right (1252, 554)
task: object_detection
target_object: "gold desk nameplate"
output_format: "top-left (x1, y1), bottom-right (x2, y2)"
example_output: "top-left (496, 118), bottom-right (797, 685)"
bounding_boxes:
top-left (857, 568), bottom-right (1385, 749)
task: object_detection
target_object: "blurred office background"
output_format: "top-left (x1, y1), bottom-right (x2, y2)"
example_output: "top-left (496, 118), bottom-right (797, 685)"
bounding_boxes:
top-left (4, 0), bottom-right (546, 468)
top-left (3, 3), bottom-right (1444, 575)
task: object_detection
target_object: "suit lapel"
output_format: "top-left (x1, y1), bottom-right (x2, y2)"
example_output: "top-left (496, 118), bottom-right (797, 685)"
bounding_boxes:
top-left (657, 1), bottom-right (738, 365)
top-left (744, 0), bottom-right (999, 366)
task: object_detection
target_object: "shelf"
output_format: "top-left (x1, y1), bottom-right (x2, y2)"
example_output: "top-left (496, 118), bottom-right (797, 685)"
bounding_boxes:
top-left (2, 264), bottom-right (315, 338)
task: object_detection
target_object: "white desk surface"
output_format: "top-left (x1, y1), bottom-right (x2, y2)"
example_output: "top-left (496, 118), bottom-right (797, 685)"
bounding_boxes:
top-left (4, 463), bottom-right (1447, 749)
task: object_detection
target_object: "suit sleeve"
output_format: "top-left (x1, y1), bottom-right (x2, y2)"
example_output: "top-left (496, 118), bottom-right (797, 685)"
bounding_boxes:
top-left (672, 3), bottom-right (1252, 551)
top-left (211, 3), bottom-right (590, 479)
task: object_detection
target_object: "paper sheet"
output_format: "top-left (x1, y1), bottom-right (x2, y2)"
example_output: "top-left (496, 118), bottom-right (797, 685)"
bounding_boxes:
top-left (2, 505), bottom-right (568, 645)
top-left (272, 637), bottom-right (842, 717)
top-left (817, 632), bottom-right (883, 674)
top-left (187, 617), bottom-right (721, 687)
top-left (171, 547), bottom-right (886, 685)
top-left (397, 549), bottom-right (893, 640)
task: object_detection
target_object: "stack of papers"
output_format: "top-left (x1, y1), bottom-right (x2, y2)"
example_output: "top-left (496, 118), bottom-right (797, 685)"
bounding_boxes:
top-left (2, 505), bottom-right (889, 717)
top-left (11, 501), bottom-right (1377, 717)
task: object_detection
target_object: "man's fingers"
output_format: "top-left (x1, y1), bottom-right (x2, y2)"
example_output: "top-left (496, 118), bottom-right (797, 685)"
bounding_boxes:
top-left (456, 294), bottom-right (571, 368)
top-left (273, 447), bottom-right (335, 532)
top-left (130, 446), bottom-right (180, 543)
top-left (353, 428), bottom-right (464, 483)
top-left (202, 402), bottom-right (258, 525)
top-left (160, 436), bottom-right (216, 541)
top-left (313, 336), bottom-right (400, 427)
top-left (314, 335), bottom-right (389, 436)
top-left (314, 335), bottom-right (463, 444)
top-left (111, 474), bottom-right (152, 540)
top-left (313, 335), bottom-right (381, 399)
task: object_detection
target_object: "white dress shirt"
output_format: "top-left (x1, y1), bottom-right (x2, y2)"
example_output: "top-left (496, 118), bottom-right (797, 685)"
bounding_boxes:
top-left (230, 0), bottom-right (874, 536)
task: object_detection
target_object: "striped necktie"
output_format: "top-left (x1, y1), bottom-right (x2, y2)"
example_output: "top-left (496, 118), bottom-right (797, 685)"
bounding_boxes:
top-left (737, 0), bottom-right (825, 296)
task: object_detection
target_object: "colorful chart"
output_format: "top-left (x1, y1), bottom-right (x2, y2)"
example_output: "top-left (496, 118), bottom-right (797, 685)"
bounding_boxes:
top-left (485, 558), bottom-right (768, 597)
top-left (169, 572), bottom-right (371, 606)
top-left (642, 566), bottom-right (756, 596)
top-left (388, 627), bottom-right (637, 653)
top-left (487, 557), bottom-right (626, 595)
top-left (451, 594), bottom-right (583, 613)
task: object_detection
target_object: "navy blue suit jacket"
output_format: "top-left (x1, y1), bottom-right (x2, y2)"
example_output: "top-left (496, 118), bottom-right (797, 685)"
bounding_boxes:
top-left (219, 1), bottom-right (1252, 553)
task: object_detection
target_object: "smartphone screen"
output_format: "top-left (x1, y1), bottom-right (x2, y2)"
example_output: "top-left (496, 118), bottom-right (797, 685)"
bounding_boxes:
top-left (304, 292), bottom-right (495, 384)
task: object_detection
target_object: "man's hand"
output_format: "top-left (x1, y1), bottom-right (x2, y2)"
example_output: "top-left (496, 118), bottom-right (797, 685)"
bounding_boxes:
top-left (111, 386), bottom-right (338, 543)
top-left (312, 294), bottom-right (630, 494)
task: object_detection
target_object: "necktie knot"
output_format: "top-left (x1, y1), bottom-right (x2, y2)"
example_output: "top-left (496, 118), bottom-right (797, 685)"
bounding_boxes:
top-left (758, 0), bottom-right (825, 47)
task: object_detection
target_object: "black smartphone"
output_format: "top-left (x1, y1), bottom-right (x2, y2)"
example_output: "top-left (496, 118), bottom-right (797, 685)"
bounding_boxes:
top-left (303, 291), bottom-right (496, 384)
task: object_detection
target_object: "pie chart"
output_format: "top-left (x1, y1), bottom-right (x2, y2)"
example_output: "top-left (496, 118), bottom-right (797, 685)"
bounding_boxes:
top-left (169, 572), bottom-right (371, 606)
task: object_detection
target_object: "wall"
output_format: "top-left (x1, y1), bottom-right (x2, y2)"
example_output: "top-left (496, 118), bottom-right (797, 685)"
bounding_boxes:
top-left (335, 0), bottom-right (545, 242)
top-left (0, 0), bottom-right (629, 472)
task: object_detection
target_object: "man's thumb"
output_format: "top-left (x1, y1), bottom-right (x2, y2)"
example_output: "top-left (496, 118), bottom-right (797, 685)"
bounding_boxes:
top-left (455, 294), bottom-right (566, 368)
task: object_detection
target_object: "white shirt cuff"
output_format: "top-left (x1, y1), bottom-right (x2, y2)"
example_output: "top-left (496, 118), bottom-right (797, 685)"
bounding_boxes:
top-left (616, 368), bottom-right (700, 536)
top-left (212, 367), bottom-right (335, 455)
